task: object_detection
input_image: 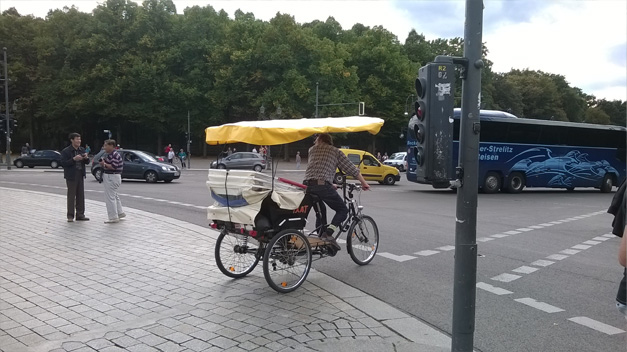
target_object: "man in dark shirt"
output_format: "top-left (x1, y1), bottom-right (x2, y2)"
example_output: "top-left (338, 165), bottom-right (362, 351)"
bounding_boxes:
top-left (60, 133), bottom-right (90, 222)
top-left (303, 133), bottom-right (370, 250)
top-left (99, 139), bottom-right (125, 223)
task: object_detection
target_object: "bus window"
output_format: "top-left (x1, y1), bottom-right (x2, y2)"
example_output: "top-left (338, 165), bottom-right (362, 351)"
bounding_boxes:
top-left (506, 123), bottom-right (540, 144)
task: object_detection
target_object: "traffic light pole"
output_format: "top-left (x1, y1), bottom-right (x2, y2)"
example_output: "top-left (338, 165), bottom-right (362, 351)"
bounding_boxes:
top-left (451, 0), bottom-right (483, 351)
top-left (3, 48), bottom-right (10, 170)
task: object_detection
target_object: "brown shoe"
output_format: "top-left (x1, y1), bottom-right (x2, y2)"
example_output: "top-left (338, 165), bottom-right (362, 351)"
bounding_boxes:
top-left (76, 216), bottom-right (90, 221)
top-left (320, 233), bottom-right (341, 251)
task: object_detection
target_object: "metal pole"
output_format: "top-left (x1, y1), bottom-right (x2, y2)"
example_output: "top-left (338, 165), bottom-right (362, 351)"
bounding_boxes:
top-left (3, 48), bottom-right (10, 170)
top-left (186, 110), bottom-right (191, 169)
top-left (451, 1), bottom-right (483, 351)
top-left (315, 82), bottom-right (319, 118)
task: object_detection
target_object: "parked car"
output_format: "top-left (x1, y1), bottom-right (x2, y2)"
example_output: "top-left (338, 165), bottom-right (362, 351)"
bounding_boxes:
top-left (336, 149), bottom-right (401, 185)
top-left (91, 149), bottom-right (180, 183)
top-left (383, 152), bottom-right (408, 171)
top-left (210, 152), bottom-right (266, 171)
top-left (13, 150), bottom-right (62, 168)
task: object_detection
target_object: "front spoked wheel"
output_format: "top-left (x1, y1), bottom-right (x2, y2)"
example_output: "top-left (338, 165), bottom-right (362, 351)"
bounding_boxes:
top-left (263, 229), bottom-right (312, 293)
top-left (347, 215), bottom-right (379, 265)
top-left (215, 231), bottom-right (260, 278)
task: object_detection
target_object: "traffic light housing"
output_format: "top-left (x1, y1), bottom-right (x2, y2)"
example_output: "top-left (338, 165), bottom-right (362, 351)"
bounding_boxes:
top-left (409, 62), bottom-right (455, 187)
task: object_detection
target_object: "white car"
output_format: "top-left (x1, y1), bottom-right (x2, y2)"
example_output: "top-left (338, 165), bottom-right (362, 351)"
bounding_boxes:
top-left (383, 152), bottom-right (407, 171)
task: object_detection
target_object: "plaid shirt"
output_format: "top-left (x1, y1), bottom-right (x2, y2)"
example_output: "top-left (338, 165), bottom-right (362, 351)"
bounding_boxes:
top-left (304, 143), bottom-right (359, 183)
top-left (103, 150), bottom-right (123, 172)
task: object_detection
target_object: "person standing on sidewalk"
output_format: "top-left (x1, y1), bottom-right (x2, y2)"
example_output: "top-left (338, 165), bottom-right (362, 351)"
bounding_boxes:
top-left (303, 133), bottom-right (370, 250)
top-left (99, 139), bottom-right (125, 223)
top-left (295, 151), bottom-right (301, 169)
top-left (60, 133), bottom-right (90, 222)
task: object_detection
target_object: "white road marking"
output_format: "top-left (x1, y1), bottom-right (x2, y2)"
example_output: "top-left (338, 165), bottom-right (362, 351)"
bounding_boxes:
top-left (572, 216), bottom-right (585, 219)
top-left (491, 234), bottom-right (509, 238)
top-left (571, 244), bottom-right (591, 250)
top-left (582, 240), bottom-right (601, 245)
top-left (602, 234), bottom-right (615, 238)
top-left (538, 223), bottom-right (554, 227)
top-left (568, 317), bottom-right (625, 335)
top-left (415, 250), bottom-right (440, 256)
top-left (550, 221), bottom-right (563, 224)
top-left (514, 298), bottom-right (564, 313)
top-left (531, 259), bottom-right (555, 267)
top-left (504, 230), bottom-right (521, 235)
top-left (491, 273), bottom-right (521, 282)
top-left (377, 252), bottom-right (417, 262)
top-left (546, 254), bottom-right (569, 261)
top-left (337, 239), bottom-right (346, 244)
top-left (477, 237), bottom-right (495, 242)
top-left (476, 282), bottom-right (513, 295)
top-left (194, 206), bottom-right (206, 209)
top-left (560, 249), bottom-right (580, 255)
top-left (512, 266), bottom-right (539, 274)
top-left (436, 245), bottom-right (455, 251)
top-left (516, 228), bottom-right (534, 232)
top-left (592, 236), bottom-right (611, 241)
top-left (528, 225), bottom-right (545, 229)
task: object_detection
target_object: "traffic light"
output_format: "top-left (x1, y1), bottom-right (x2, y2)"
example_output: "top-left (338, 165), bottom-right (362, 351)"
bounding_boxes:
top-left (9, 118), bottom-right (16, 133)
top-left (409, 62), bottom-right (456, 187)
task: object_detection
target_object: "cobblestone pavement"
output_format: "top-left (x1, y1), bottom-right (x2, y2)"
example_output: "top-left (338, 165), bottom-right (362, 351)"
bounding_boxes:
top-left (0, 187), bottom-right (450, 352)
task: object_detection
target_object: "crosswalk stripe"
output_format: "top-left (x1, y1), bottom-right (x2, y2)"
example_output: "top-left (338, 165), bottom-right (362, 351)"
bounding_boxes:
top-left (515, 298), bottom-right (564, 313)
top-left (476, 282), bottom-right (513, 295)
top-left (568, 317), bottom-right (625, 335)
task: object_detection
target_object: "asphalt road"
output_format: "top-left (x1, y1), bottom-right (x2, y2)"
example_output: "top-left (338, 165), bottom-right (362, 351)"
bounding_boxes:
top-left (1, 167), bottom-right (625, 352)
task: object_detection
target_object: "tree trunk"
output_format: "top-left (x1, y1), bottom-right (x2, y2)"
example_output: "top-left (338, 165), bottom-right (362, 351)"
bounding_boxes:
top-left (157, 134), bottom-right (162, 155)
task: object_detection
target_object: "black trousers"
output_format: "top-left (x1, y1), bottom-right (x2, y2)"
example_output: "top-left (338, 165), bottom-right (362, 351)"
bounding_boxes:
top-left (306, 183), bottom-right (348, 229)
top-left (66, 177), bottom-right (85, 219)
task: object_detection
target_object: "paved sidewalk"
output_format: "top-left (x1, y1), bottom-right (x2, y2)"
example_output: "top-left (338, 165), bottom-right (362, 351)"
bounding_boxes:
top-left (0, 187), bottom-right (451, 352)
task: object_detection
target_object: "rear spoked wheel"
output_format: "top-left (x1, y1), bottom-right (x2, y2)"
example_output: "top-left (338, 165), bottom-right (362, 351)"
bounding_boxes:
top-left (215, 231), bottom-right (260, 278)
top-left (347, 215), bottom-right (379, 265)
top-left (263, 229), bottom-right (312, 293)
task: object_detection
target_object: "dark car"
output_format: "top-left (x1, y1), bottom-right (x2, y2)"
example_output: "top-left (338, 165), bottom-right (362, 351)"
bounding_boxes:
top-left (91, 149), bottom-right (180, 183)
top-left (14, 150), bottom-right (62, 168)
top-left (210, 152), bottom-right (266, 171)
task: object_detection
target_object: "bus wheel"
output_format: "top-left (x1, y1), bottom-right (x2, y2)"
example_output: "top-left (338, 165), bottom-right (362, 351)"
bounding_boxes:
top-left (600, 174), bottom-right (613, 193)
top-left (482, 172), bottom-right (501, 194)
top-left (506, 172), bottom-right (525, 193)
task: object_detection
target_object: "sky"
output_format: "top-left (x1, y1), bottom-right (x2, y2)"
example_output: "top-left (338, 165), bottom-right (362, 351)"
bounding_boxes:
top-left (2, 0), bottom-right (626, 102)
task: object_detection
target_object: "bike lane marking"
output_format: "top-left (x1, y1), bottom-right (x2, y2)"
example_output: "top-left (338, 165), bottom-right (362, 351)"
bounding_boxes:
top-left (567, 317), bottom-right (626, 335)
top-left (514, 298), bottom-right (564, 313)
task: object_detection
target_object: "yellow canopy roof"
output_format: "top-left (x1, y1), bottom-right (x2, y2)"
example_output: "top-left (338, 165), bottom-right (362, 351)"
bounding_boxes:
top-left (205, 116), bottom-right (384, 146)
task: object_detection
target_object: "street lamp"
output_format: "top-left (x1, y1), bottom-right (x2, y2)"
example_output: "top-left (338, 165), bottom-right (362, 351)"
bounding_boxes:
top-left (404, 94), bottom-right (415, 116)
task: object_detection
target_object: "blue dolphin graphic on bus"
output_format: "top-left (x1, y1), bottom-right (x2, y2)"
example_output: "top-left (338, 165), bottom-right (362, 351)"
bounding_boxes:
top-left (507, 148), bottom-right (619, 188)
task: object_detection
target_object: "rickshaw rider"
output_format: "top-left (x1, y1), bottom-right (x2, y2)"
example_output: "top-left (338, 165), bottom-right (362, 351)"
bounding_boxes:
top-left (303, 133), bottom-right (370, 250)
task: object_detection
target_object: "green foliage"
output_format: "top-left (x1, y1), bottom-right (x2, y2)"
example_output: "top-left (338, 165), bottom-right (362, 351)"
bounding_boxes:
top-left (0, 5), bottom-right (624, 154)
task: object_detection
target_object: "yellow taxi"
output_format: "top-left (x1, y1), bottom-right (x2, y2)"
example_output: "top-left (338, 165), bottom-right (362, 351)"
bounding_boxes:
top-left (335, 149), bottom-right (401, 185)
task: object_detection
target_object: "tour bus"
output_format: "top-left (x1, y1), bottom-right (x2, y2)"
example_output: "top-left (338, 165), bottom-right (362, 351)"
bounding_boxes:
top-left (406, 109), bottom-right (626, 193)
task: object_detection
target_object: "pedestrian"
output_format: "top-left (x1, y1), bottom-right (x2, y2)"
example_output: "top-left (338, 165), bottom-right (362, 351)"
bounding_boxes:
top-left (164, 144), bottom-right (172, 154)
top-left (60, 133), bottom-right (90, 222)
top-left (99, 139), bottom-right (125, 223)
top-left (85, 144), bottom-right (91, 156)
top-left (227, 147), bottom-right (232, 156)
top-left (252, 146), bottom-right (258, 153)
top-left (295, 151), bottom-right (301, 169)
top-left (383, 152), bottom-right (388, 161)
top-left (608, 179), bottom-right (626, 316)
top-left (167, 148), bottom-right (175, 164)
top-left (20, 143), bottom-right (30, 157)
top-left (178, 148), bottom-right (187, 168)
top-left (304, 133), bottom-right (370, 250)
top-left (376, 152), bottom-right (382, 162)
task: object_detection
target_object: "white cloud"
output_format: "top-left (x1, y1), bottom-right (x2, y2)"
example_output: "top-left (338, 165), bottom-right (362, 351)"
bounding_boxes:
top-left (484, 1), bottom-right (627, 101)
top-left (2, 0), bottom-right (626, 101)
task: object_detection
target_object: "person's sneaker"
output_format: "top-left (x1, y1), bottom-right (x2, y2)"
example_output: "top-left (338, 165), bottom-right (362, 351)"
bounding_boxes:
top-left (104, 219), bottom-right (120, 224)
top-left (67, 218), bottom-right (74, 222)
top-left (118, 213), bottom-right (126, 219)
top-left (76, 216), bottom-right (90, 221)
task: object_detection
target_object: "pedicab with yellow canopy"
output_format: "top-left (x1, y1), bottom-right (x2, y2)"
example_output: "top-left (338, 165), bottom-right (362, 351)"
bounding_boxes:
top-left (205, 116), bottom-right (383, 293)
